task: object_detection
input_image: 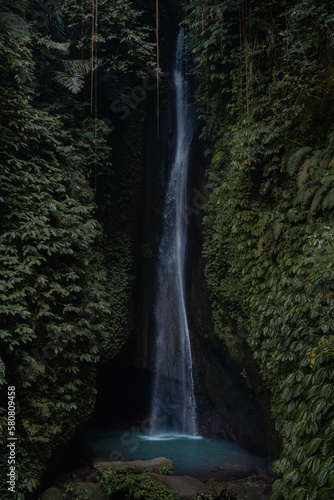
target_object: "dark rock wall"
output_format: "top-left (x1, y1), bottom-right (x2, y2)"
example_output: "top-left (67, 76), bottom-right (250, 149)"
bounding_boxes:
top-left (92, 4), bottom-right (281, 462)
top-left (185, 133), bottom-right (280, 459)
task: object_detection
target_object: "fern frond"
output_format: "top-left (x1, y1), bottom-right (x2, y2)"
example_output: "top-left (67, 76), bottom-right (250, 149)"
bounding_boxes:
top-left (64, 59), bottom-right (102, 75)
top-left (64, 59), bottom-right (91, 75)
top-left (297, 159), bottom-right (313, 188)
top-left (53, 13), bottom-right (67, 41)
top-left (0, 12), bottom-right (29, 37)
top-left (320, 133), bottom-right (334, 168)
top-left (53, 59), bottom-right (102, 94)
top-left (298, 185), bottom-right (316, 206)
top-left (310, 185), bottom-right (326, 214)
top-left (322, 187), bottom-right (334, 209)
top-left (321, 174), bottom-right (333, 191)
top-left (10, 0), bottom-right (29, 13)
top-left (43, 39), bottom-right (71, 53)
top-left (328, 155), bottom-right (334, 169)
top-left (287, 146), bottom-right (312, 175)
top-left (54, 72), bottom-right (84, 94)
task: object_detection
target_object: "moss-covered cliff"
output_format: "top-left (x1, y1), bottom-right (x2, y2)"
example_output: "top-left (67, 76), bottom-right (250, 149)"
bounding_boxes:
top-left (0, 0), bottom-right (155, 497)
top-left (186, 1), bottom-right (334, 497)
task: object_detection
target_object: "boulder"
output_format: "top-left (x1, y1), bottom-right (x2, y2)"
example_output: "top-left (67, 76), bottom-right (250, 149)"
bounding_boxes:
top-left (41, 488), bottom-right (63, 500)
top-left (217, 475), bottom-right (274, 500)
top-left (95, 456), bottom-right (174, 475)
top-left (149, 473), bottom-right (211, 499)
top-left (207, 478), bottom-right (226, 498)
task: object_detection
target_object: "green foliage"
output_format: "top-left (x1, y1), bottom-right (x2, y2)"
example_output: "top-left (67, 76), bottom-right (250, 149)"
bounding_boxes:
top-left (95, 465), bottom-right (179, 500)
top-left (65, 482), bottom-right (106, 499)
top-left (0, 6), bottom-right (111, 498)
top-left (186, 0), bottom-right (334, 498)
top-left (0, 0), bottom-right (153, 496)
top-left (156, 464), bottom-right (175, 475)
top-left (62, 0), bottom-right (155, 75)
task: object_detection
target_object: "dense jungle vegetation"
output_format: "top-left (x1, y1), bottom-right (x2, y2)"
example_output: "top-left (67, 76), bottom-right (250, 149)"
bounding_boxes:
top-left (0, 0), bottom-right (157, 497)
top-left (0, 0), bottom-right (333, 499)
top-left (186, 0), bottom-right (334, 498)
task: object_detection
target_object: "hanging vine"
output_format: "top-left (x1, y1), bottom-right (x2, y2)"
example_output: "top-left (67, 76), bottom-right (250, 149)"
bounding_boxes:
top-left (156, 0), bottom-right (160, 137)
top-left (91, 0), bottom-right (98, 190)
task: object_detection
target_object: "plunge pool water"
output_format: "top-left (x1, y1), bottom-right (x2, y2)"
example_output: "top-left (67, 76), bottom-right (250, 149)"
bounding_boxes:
top-left (86, 428), bottom-right (267, 480)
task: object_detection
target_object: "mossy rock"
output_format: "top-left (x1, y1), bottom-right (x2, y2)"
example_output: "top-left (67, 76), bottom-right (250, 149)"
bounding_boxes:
top-left (95, 466), bottom-right (179, 499)
top-left (41, 488), bottom-right (63, 500)
top-left (148, 473), bottom-right (212, 500)
top-left (95, 457), bottom-right (174, 475)
top-left (65, 482), bottom-right (108, 500)
top-left (218, 478), bottom-right (272, 500)
top-left (206, 479), bottom-right (225, 498)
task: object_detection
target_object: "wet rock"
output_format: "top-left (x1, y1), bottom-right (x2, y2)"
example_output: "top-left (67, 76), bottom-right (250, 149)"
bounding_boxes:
top-left (41, 488), bottom-right (63, 500)
top-left (218, 474), bottom-right (274, 500)
top-left (108, 452), bottom-right (125, 461)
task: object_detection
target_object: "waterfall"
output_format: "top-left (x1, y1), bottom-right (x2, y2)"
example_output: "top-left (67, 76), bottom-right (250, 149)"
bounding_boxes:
top-left (150, 29), bottom-right (198, 437)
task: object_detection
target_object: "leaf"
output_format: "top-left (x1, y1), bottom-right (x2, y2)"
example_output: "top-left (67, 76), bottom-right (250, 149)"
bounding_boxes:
top-left (316, 468), bottom-right (329, 488)
top-left (288, 486), bottom-right (308, 500)
top-left (212, 151), bottom-right (224, 163)
top-left (284, 468), bottom-right (301, 484)
top-left (305, 438), bottom-right (324, 456)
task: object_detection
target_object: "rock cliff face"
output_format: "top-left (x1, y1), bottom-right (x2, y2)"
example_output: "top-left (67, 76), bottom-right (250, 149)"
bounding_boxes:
top-left (94, 8), bottom-right (281, 462)
top-left (184, 135), bottom-right (279, 459)
top-left (125, 75), bottom-right (280, 457)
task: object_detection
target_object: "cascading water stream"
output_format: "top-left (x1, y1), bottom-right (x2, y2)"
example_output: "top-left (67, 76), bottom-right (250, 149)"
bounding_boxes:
top-left (149, 28), bottom-right (198, 437)
top-left (85, 30), bottom-right (267, 481)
